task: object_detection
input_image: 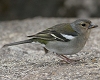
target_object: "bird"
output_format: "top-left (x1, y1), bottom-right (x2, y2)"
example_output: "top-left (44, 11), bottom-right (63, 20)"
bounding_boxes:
top-left (3, 19), bottom-right (98, 63)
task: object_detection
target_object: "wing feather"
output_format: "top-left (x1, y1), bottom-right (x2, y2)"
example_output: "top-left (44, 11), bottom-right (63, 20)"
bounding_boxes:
top-left (27, 23), bottom-right (78, 42)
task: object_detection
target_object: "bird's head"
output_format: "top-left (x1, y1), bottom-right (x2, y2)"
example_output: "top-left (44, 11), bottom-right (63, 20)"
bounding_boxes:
top-left (71, 19), bottom-right (98, 34)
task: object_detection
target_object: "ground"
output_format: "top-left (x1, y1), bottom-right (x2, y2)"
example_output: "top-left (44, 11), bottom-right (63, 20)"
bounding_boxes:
top-left (0, 18), bottom-right (100, 80)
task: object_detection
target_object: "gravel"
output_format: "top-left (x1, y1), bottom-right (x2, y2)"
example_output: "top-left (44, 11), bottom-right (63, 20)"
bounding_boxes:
top-left (0, 17), bottom-right (100, 80)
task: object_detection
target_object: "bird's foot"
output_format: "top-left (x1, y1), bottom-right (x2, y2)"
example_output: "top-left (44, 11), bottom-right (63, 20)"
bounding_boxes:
top-left (56, 54), bottom-right (80, 64)
top-left (64, 58), bottom-right (80, 64)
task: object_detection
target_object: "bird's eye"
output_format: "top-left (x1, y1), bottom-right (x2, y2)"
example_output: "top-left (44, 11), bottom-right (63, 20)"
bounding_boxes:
top-left (82, 24), bottom-right (86, 26)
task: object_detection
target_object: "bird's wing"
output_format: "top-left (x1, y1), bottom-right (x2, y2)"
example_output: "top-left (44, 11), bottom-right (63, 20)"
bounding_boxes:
top-left (27, 23), bottom-right (78, 42)
top-left (27, 29), bottom-right (70, 42)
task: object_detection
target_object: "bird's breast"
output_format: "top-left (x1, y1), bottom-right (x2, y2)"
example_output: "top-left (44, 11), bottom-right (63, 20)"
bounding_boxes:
top-left (45, 31), bottom-right (90, 55)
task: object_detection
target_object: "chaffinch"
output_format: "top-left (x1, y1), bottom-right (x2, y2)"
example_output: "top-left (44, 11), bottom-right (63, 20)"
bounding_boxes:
top-left (3, 19), bottom-right (98, 63)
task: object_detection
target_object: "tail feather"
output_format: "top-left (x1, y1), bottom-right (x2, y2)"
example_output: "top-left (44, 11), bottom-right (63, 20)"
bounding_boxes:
top-left (3, 38), bottom-right (34, 47)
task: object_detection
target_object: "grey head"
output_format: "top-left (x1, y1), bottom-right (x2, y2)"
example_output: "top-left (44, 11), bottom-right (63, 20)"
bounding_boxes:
top-left (71, 19), bottom-right (98, 34)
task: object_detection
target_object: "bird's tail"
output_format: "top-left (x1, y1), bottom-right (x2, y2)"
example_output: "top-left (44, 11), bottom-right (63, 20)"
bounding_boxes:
top-left (3, 38), bottom-right (34, 47)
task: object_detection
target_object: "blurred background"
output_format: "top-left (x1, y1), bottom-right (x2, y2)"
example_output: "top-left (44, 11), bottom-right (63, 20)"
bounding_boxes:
top-left (0, 0), bottom-right (100, 21)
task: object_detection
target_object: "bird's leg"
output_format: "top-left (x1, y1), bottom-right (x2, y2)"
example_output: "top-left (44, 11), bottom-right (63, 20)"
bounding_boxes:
top-left (61, 54), bottom-right (77, 63)
top-left (56, 54), bottom-right (68, 62)
top-left (43, 47), bottom-right (49, 54)
top-left (56, 54), bottom-right (79, 63)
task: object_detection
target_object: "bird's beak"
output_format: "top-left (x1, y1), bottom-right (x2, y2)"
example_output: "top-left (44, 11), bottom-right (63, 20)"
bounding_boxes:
top-left (88, 23), bottom-right (98, 29)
